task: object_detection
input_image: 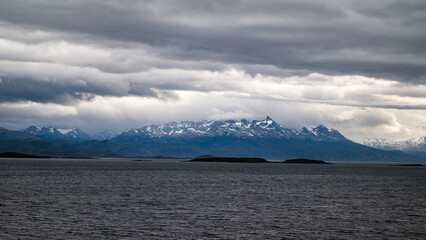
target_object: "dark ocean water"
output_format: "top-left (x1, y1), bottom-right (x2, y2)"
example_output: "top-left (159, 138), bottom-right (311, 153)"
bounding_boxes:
top-left (0, 158), bottom-right (425, 239)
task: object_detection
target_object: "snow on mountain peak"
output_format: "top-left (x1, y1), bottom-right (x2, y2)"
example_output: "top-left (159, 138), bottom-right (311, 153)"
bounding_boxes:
top-left (91, 130), bottom-right (117, 140)
top-left (22, 126), bottom-right (90, 141)
top-left (362, 137), bottom-right (426, 151)
top-left (57, 128), bottom-right (75, 134)
top-left (116, 117), bottom-right (347, 142)
top-left (22, 118), bottom-right (348, 143)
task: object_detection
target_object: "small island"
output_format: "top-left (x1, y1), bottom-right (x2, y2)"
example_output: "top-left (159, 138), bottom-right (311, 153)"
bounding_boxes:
top-left (0, 152), bottom-right (50, 158)
top-left (390, 164), bottom-right (423, 167)
top-left (188, 157), bottom-right (330, 164)
top-left (0, 152), bottom-right (96, 159)
top-left (189, 157), bottom-right (269, 163)
top-left (283, 158), bottom-right (329, 164)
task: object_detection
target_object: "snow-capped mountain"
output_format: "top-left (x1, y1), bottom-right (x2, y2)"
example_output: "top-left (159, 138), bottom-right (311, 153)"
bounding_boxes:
top-left (58, 128), bottom-right (90, 141)
top-left (362, 138), bottom-right (402, 150)
top-left (2, 118), bottom-right (424, 161)
top-left (24, 126), bottom-right (65, 140)
top-left (362, 137), bottom-right (426, 150)
top-left (23, 126), bottom-right (90, 141)
top-left (294, 125), bottom-right (348, 142)
top-left (109, 117), bottom-right (425, 161)
top-left (405, 137), bottom-right (426, 148)
top-left (362, 137), bottom-right (426, 157)
top-left (91, 130), bottom-right (117, 141)
top-left (0, 128), bottom-right (42, 141)
top-left (116, 116), bottom-right (347, 142)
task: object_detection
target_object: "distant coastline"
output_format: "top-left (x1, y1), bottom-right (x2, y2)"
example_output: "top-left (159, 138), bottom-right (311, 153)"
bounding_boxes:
top-left (0, 152), bottom-right (50, 158)
top-left (3, 152), bottom-right (424, 166)
top-left (283, 158), bottom-right (329, 164)
top-left (0, 152), bottom-right (330, 164)
top-left (0, 152), bottom-right (95, 159)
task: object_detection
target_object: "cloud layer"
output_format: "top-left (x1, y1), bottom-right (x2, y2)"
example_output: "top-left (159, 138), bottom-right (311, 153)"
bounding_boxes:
top-left (0, 0), bottom-right (425, 141)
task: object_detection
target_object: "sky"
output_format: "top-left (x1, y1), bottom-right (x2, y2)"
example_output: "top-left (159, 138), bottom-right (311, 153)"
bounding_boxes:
top-left (0, 0), bottom-right (425, 142)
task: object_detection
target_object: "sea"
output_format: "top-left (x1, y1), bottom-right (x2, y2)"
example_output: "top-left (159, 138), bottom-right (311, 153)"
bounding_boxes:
top-left (1, 158), bottom-right (425, 239)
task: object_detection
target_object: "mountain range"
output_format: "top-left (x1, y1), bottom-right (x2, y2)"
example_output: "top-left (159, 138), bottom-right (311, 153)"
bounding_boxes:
top-left (23, 126), bottom-right (116, 141)
top-left (362, 137), bottom-right (426, 158)
top-left (116, 116), bottom-right (347, 141)
top-left (0, 117), bottom-right (424, 162)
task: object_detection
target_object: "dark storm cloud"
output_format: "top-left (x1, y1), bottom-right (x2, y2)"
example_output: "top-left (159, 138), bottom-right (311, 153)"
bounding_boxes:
top-left (0, 77), bottom-right (92, 103)
top-left (0, 76), bottom-right (158, 104)
top-left (0, 77), bottom-right (81, 103)
top-left (1, 0), bottom-right (425, 82)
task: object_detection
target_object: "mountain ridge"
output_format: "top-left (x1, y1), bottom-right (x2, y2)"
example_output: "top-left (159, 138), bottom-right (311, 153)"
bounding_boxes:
top-left (109, 117), bottom-right (424, 162)
top-left (116, 116), bottom-right (348, 142)
top-left (23, 126), bottom-right (115, 141)
top-left (23, 126), bottom-right (90, 142)
top-left (0, 117), bottom-right (424, 162)
top-left (362, 137), bottom-right (426, 158)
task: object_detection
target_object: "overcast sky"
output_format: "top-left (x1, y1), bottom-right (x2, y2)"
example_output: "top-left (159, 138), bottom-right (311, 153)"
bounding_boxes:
top-left (0, 0), bottom-right (425, 141)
